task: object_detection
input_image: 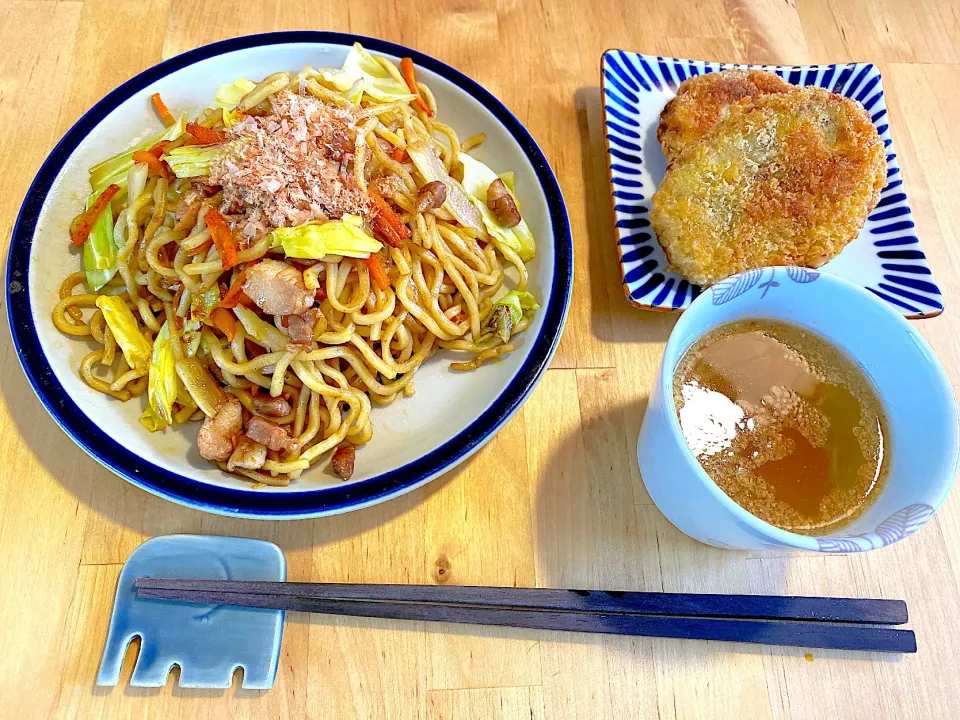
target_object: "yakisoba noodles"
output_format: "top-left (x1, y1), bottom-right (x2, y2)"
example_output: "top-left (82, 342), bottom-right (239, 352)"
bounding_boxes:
top-left (54, 43), bottom-right (539, 486)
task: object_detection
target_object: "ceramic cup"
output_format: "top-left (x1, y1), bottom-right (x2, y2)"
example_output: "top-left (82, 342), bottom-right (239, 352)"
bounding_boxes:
top-left (637, 267), bottom-right (959, 552)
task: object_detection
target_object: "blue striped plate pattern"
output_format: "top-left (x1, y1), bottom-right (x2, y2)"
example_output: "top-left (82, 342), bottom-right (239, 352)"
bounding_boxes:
top-left (601, 51), bottom-right (943, 318)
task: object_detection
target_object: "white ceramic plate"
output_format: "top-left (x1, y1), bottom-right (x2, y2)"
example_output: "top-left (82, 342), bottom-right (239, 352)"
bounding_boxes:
top-left (601, 51), bottom-right (944, 319)
top-left (8, 32), bottom-right (572, 518)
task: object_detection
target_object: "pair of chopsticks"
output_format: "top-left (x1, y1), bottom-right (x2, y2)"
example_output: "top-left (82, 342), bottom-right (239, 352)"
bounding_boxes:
top-left (135, 579), bottom-right (915, 653)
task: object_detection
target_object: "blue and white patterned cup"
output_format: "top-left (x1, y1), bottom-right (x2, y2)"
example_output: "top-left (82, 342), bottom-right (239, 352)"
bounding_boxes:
top-left (637, 267), bottom-right (959, 552)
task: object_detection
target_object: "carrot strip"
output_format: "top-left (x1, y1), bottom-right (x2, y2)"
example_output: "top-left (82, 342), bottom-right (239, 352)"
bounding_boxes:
top-left (132, 150), bottom-right (164, 175)
top-left (178, 134), bottom-right (208, 147)
top-left (364, 254), bottom-right (390, 291)
top-left (147, 140), bottom-right (170, 158)
top-left (151, 93), bottom-right (175, 127)
top-left (219, 266), bottom-right (251, 308)
top-left (370, 192), bottom-right (411, 239)
top-left (400, 58), bottom-right (433, 116)
top-left (186, 122), bottom-right (229, 144)
top-left (391, 146), bottom-right (406, 162)
top-left (204, 207), bottom-right (239, 270)
top-left (132, 149), bottom-right (174, 181)
top-left (70, 184), bottom-right (120, 247)
top-left (210, 308), bottom-right (237, 341)
top-left (371, 215), bottom-right (404, 249)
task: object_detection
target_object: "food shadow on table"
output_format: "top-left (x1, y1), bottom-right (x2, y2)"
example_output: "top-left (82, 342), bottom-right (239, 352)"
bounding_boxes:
top-left (0, 332), bottom-right (110, 499)
top-left (527, 391), bottom-right (910, 660)
top-left (574, 86), bottom-right (675, 347)
top-left (536, 422), bottom-right (910, 662)
top-left (0, 342), bottom-right (457, 549)
top-left (529, 400), bottom-right (746, 653)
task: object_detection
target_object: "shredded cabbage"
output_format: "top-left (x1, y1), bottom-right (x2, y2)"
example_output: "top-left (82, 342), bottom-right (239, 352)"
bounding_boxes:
top-left (459, 154), bottom-right (536, 262)
top-left (270, 215), bottom-right (382, 259)
top-left (233, 306), bottom-right (287, 352)
top-left (82, 188), bottom-right (117, 291)
top-left (162, 144), bottom-right (221, 179)
top-left (140, 321), bottom-right (177, 431)
top-left (322, 43), bottom-right (417, 103)
top-left (140, 407), bottom-right (165, 433)
top-left (181, 318), bottom-right (203, 357)
top-left (95, 296), bottom-right (152, 375)
top-left (190, 287), bottom-right (221, 324)
top-left (89, 115), bottom-right (186, 192)
top-left (175, 378), bottom-right (198, 411)
top-left (125, 163), bottom-right (149, 215)
top-left (482, 290), bottom-right (539, 344)
top-left (344, 78), bottom-right (365, 104)
top-left (213, 78), bottom-right (256, 109)
top-left (222, 107), bottom-right (243, 127)
top-left (495, 290), bottom-right (539, 320)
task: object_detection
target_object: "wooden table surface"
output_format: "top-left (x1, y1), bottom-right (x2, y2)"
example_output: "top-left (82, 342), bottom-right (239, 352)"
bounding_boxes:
top-left (3, 1), bottom-right (960, 718)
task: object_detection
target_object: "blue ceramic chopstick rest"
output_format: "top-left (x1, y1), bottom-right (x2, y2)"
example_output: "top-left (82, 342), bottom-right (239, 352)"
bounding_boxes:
top-left (97, 534), bottom-right (286, 689)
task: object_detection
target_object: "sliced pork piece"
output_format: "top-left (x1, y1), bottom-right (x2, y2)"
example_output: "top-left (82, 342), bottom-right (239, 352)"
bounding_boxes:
top-left (227, 437), bottom-right (268, 471)
top-left (173, 191), bottom-right (202, 231)
top-left (252, 395), bottom-right (293, 418)
top-left (285, 309), bottom-right (319, 345)
top-left (246, 416), bottom-right (296, 452)
top-left (197, 398), bottom-right (243, 461)
top-left (331, 443), bottom-right (356, 481)
top-left (243, 259), bottom-right (315, 316)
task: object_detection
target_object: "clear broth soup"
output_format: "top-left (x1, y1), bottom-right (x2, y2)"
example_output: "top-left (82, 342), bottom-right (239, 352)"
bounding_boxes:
top-left (673, 319), bottom-right (889, 534)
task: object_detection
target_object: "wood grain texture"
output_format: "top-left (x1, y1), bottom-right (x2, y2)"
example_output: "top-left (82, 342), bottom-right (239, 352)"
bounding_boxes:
top-left (2, 0), bottom-right (960, 717)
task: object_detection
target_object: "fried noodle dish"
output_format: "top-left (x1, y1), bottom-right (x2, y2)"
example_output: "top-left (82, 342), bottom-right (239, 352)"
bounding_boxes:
top-left (53, 43), bottom-right (539, 486)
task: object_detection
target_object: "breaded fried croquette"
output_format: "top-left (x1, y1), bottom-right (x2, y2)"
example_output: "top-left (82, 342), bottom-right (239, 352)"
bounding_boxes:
top-left (650, 87), bottom-right (886, 287)
top-left (657, 69), bottom-right (791, 162)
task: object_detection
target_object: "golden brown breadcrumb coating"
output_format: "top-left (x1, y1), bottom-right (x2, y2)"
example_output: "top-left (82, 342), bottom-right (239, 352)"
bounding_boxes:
top-left (657, 69), bottom-right (792, 163)
top-left (650, 87), bottom-right (887, 287)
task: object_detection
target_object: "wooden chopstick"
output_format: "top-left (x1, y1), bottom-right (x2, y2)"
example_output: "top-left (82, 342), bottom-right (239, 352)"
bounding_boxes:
top-left (134, 579), bottom-right (915, 653)
top-left (135, 579), bottom-right (907, 624)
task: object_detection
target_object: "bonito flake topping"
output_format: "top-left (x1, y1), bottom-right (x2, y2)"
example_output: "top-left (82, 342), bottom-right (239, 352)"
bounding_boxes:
top-left (209, 90), bottom-right (374, 238)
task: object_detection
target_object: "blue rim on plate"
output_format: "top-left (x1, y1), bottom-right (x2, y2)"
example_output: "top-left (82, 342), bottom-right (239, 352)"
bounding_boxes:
top-left (601, 50), bottom-right (944, 319)
top-left (6, 31), bottom-right (573, 519)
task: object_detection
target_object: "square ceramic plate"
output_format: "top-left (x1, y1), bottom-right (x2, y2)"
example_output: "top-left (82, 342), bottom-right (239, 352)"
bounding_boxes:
top-left (600, 51), bottom-right (944, 319)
